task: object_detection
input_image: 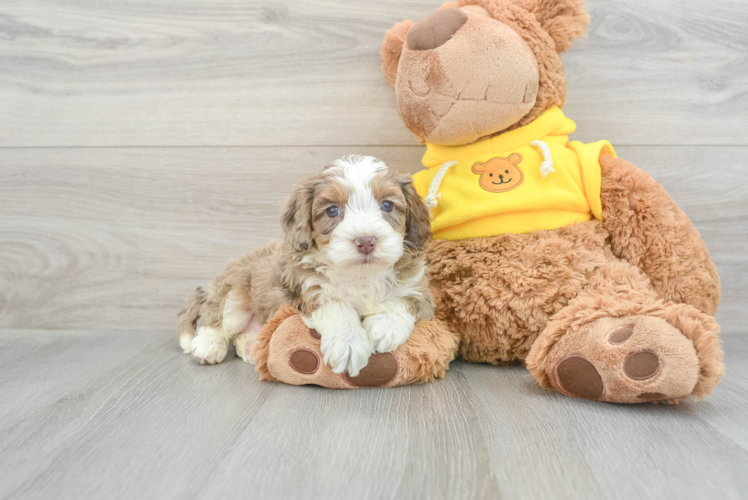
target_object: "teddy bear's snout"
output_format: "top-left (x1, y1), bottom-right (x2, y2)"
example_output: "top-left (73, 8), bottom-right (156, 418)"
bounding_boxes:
top-left (407, 8), bottom-right (467, 51)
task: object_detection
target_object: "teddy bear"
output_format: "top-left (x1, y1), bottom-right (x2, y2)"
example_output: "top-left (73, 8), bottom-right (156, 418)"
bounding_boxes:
top-left (251, 0), bottom-right (724, 403)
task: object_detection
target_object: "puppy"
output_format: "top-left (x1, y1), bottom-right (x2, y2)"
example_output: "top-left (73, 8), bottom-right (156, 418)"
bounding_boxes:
top-left (177, 155), bottom-right (434, 376)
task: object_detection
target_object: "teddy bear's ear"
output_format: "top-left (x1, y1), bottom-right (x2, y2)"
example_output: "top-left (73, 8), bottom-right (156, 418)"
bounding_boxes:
top-left (471, 162), bottom-right (486, 174)
top-left (519, 0), bottom-right (590, 52)
top-left (381, 20), bottom-right (414, 88)
top-left (508, 153), bottom-right (523, 165)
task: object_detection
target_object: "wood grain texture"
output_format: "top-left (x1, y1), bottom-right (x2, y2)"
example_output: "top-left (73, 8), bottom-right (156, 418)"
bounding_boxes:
top-left (0, 0), bottom-right (746, 147)
top-left (0, 329), bottom-right (746, 500)
top-left (0, 145), bottom-right (745, 334)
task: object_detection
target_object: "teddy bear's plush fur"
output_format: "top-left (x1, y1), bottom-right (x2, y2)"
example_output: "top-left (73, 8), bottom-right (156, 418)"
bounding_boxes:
top-left (252, 0), bottom-right (723, 403)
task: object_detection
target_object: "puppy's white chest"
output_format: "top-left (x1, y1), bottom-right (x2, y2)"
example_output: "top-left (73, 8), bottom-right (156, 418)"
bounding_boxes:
top-left (330, 275), bottom-right (393, 314)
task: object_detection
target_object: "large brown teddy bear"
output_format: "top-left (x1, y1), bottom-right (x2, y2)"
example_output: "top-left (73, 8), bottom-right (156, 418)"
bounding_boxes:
top-left (253, 0), bottom-right (724, 403)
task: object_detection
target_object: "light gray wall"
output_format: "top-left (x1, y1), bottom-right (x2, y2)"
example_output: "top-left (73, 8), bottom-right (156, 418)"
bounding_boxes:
top-left (0, 0), bottom-right (745, 333)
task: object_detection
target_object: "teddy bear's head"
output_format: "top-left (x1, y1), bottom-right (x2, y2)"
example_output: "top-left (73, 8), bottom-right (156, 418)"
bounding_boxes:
top-left (381, 0), bottom-right (589, 146)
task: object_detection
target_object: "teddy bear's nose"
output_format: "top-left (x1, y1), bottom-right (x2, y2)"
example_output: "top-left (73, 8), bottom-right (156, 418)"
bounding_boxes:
top-left (407, 8), bottom-right (468, 51)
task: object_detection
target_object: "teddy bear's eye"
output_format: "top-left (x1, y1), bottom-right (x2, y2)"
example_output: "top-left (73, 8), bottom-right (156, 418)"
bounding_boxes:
top-left (489, 173), bottom-right (493, 177)
top-left (505, 170), bottom-right (509, 174)
top-left (326, 206), bottom-right (340, 217)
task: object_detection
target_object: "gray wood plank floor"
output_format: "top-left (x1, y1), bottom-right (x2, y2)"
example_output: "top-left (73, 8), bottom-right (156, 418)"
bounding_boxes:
top-left (1, 0), bottom-right (747, 498)
top-left (0, 330), bottom-right (746, 500)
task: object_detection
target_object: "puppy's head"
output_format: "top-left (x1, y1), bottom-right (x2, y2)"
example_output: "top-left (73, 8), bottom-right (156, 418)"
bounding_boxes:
top-left (282, 155), bottom-right (431, 273)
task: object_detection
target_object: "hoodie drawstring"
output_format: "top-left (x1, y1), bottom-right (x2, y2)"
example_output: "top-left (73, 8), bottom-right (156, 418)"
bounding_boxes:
top-left (424, 160), bottom-right (458, 208)
top-left (531, 140), bottom-right (555, 178)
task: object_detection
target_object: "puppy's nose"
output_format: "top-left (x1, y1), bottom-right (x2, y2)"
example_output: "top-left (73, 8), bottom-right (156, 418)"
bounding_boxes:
top-left (407, 8), bottom-right (468, 51)
top-left (354, 236), bottom-right (377, 255)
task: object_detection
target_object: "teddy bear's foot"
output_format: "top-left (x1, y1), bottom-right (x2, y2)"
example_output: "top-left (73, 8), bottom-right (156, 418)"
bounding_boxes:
top-left (546, 316), bottom-right (701, 403)
top-left (265, 313), bottom-right (399, 389)
top-left (527, 303), bottom-right (724, 404)
top-left (252, 305), bottom-right (459, 389)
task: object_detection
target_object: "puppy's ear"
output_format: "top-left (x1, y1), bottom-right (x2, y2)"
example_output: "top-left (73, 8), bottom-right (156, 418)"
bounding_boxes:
top-left (381, 20), bottom-right (414, 88)
top-left (281, 176), bottom-right (318, 253)
top-left (397, 176), bottom-right (432, 252)
top-left (519, 0), bottom-right (589, 52)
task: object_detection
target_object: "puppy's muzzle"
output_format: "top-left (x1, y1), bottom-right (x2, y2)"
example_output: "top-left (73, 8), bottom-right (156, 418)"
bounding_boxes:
top-left (354, 236), bottom-right (377, 255)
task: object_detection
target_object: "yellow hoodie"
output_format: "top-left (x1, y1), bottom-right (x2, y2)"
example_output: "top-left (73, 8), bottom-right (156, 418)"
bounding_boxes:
top-left (412, 107), bottom-right (616, 240)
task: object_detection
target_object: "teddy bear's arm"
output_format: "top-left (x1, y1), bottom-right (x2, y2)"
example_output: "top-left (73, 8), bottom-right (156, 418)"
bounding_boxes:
top-left (599, 154), bottom-right (720, 315)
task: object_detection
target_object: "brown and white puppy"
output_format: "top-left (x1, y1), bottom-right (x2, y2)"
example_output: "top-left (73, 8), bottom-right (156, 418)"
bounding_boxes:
top-left (177, 155), bottom-right (434, 376)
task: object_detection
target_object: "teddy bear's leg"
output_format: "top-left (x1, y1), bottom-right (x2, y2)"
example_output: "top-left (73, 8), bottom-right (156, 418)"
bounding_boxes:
top-left (599, 154), bottom-right (720, 316)
top-left (526, 261), bottom-right (724, 404)
top-left (250, 305), bottom-right (460, 389)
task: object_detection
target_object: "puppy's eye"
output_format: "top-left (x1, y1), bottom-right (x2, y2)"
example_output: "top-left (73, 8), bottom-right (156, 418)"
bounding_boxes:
top-left (381, 201), bottom-right (393, 212)
top-left (326, 206), bottom-right (340, 217)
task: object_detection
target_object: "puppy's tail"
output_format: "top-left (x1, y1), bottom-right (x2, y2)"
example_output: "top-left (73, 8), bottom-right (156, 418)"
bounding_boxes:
top-left (177, 286), bottom-right (207, 353)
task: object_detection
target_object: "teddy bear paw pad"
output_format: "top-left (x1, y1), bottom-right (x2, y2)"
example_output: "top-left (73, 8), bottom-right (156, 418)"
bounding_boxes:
top-left (637, 392), bottom-right (667, 401)
top-left (548, 316), bottom-right (700, 403)
top-left (555, 356), bottom-right (604, 400)
top-left (608, 325), bottom-right (634, 344)
top-left (289, 349), bottom-right (320, 374)
top-left (623, 351), bottom-right (660, 380)
top-left (344, 353), bottom-right (399, 387)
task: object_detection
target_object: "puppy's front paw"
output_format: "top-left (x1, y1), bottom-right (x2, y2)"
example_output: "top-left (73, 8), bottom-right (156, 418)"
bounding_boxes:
top-left (320, 329), bottom-right (372, 377)
top-left (364, 312), bottom-right (413, 353)
top-left (190, 329), bottom-right (228, 365)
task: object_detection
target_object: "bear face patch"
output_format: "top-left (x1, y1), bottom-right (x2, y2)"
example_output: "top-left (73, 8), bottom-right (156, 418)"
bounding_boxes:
top-left (471, 154), bottom-right (524, 193)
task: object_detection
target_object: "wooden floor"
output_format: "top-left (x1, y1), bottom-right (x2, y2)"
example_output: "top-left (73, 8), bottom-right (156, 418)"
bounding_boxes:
top-left (1, 0), bottom-right (747, 498)
top-left (0, 331), bottom-right (746, 499)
